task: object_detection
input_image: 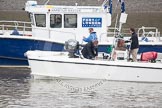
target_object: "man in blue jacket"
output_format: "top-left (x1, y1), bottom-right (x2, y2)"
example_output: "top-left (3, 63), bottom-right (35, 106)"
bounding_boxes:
top-left (83, 28), bottom-right (97, 42)
top-left (81, 28), bottom-right (98, 59)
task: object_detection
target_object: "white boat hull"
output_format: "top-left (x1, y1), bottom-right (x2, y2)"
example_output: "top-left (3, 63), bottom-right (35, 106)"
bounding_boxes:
top-left (27, 51), bottom-right (162, 82)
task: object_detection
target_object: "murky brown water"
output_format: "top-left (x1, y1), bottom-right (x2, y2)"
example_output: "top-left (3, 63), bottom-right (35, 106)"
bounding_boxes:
top-left (1, 67), bottom-right (162, 108)
top-left (0, 3), bottom-right (162, 107)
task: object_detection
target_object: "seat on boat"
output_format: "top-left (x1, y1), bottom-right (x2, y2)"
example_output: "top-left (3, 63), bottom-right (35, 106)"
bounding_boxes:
top-left (112, 39), bottom-right (127, 61)
top-left (114, 50), bottom-right (127, 61)
top-left (11, 28), bottom-right (20, 35)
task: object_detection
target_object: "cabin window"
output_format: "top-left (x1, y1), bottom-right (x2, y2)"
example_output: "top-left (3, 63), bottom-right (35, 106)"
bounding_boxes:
top-left (35, 14), bottom-right (46, 27)
top-left (50, 14), bottom-right (62, 28)
top-left (64, 14), bottom-right (77, 28)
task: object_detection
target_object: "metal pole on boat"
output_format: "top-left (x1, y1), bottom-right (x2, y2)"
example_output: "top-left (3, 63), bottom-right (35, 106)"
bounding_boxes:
top-left (101, 0), bottom-right (108, 7)
top-left (110, 14), bottom-right (119, 60)
top-left (44, 0), bottom-right (50, 5)
top-left (118, 0), bottom-right (127, 33)
top-left (23, 23), bottom-right (25, 36)
top-left (2, 24), bottom-right (5, 33)
top-left (114, 14), bottom-right (119, 37)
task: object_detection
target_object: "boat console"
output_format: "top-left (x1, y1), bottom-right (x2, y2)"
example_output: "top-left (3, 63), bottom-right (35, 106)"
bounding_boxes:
top-left (64, 39), bottom-right (79, 58)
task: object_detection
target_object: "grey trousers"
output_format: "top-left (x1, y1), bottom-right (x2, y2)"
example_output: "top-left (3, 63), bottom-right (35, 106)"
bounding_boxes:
top-left (130, 48), bottom-right (139, 62)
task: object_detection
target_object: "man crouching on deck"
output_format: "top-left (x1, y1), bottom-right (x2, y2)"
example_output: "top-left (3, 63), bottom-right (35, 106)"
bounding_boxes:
top-left (81, 28), bottom-right (98, 59)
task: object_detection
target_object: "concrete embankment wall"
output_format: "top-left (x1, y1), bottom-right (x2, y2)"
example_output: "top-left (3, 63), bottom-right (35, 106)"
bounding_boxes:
top-left (0, 0), bottom-right (162, 32)
top-left (0, 0), bottom-right (162, 12)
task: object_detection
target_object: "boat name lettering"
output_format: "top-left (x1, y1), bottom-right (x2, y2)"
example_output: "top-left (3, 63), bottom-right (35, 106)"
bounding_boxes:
top-left (51, 8), bottom-right (81, 12)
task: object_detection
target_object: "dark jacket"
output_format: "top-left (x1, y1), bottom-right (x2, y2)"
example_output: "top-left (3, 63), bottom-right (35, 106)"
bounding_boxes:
top-left (81, 41), bottom-right (98, 59)
top-left (130, 32), bottom-right (139, 50)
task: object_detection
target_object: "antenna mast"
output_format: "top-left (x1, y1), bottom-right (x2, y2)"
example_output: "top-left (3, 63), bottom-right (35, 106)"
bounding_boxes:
top-left (44, 0), bottom-right (50, 5)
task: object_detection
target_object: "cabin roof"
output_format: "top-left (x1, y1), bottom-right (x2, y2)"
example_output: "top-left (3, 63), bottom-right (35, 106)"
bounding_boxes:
top-left (25, 3), bottom-right (107, 13)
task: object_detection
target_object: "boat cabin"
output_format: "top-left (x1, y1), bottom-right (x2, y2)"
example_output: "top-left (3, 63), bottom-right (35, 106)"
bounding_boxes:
top-left (25, 1), bottom-right (111, 43)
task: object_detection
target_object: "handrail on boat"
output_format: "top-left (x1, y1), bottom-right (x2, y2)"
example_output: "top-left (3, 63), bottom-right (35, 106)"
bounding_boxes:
top-left (0, 20), bottom-right (32, 36)
top-left (137, 26), bottom-right (161, 42)
top-left (99, 26), bottom-right (161, 43)
top-left (108, 27), bottom-right (131, 36)
top-left (99, 27), bottom-right (129, 42)
top-left (0, 20), bottom-right (31, 24)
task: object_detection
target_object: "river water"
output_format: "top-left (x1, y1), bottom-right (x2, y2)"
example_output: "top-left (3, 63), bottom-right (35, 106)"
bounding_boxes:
top-left (0, 10), bottom-right (162, 108)
top-left (0, 67), bottom-right (162, 108)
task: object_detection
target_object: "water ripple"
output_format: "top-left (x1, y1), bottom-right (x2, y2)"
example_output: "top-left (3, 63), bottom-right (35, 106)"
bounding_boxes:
top-left (1, 68), bottom-right (162, 108)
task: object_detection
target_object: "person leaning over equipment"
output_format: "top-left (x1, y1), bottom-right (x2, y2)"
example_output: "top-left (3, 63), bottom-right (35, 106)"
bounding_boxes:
top-left (83, 28), bottom-right (97, 43)
top-left (129, 28), bottom-right (139, 62)
top-left (81, 28), bottom-right (98, 59)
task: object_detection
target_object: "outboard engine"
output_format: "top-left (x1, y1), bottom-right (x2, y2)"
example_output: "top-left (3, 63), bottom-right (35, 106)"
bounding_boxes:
top-left (65, 39), bottom-right (79, 58)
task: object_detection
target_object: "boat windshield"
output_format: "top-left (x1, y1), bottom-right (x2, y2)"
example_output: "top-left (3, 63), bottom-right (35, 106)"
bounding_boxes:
top-left (35, 14), bottom-right (46, 27)
top-left (64, 14), bottom-right (77, 28)
top-left (50, 14), bottom-right (62, 28)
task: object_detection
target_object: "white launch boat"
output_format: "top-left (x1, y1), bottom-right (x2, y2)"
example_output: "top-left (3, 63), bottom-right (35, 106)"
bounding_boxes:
top-left (26, 47), bottom-right (162, 82)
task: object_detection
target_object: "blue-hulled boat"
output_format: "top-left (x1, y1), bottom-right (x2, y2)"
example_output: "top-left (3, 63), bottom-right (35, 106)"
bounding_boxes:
top-left (0, 34), bottom-right (64, 65)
